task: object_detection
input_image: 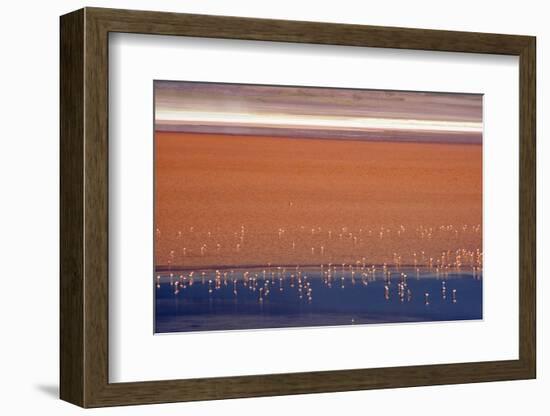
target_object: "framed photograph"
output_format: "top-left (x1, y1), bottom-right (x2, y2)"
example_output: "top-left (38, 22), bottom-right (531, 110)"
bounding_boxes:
top-left (60, 7), bottom-right (536, 407)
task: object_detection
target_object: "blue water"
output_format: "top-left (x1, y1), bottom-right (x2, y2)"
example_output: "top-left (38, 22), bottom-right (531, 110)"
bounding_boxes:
top-left (155, 267), bottom-right (482, 333)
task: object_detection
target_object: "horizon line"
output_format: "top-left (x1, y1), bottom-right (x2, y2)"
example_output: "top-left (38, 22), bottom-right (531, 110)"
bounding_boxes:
top-left (154, 129), bottom-right (482, 145)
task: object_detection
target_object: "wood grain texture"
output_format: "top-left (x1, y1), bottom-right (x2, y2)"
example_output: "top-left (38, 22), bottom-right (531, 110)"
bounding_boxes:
top-left (83, 9), bottom-right (110, 406)
top-left (518, 38), bottom-right (536, 375)
top-left (59, 8), bottom-right (84, 407)
top-left (59, 7), bottom-right (537, 408)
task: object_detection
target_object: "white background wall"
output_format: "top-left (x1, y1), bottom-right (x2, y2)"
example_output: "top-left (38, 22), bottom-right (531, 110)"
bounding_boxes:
top-left (0, 0), bottom-right (545, 414)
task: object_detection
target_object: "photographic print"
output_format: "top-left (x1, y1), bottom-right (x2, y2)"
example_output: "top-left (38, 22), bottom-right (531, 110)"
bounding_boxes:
top-left (154, 81), bottom-right (483, 333)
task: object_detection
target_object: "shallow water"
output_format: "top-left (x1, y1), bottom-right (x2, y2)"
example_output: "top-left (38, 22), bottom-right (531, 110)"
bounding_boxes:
top-left (155, 267), bottom-right (482, 333)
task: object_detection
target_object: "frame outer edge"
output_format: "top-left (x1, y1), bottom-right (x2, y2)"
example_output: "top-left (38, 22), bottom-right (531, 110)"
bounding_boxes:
top-left (519, 36), bottom-right (536, 377)
top-left (60, 8), bottom-right (86, 407)
top-left (84, 6), bottom-right (532, 55)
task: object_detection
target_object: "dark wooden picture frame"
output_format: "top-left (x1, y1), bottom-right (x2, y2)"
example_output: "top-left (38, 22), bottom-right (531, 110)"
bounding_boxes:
top-left (60, 7), bottom-right (536, 408)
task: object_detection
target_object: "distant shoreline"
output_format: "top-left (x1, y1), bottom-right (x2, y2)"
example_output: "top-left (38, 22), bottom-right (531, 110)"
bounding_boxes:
top-left (154, 263), bottom-right (482, 273)
top-left (154, 128), bottom-right (482, 145)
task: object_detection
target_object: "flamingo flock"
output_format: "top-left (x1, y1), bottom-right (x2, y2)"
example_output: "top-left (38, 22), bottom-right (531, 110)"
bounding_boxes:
top-left (156, 222), bottom-right (482, 270)
top-left (155, 221), bottom-right (482, 307)
top-left (156, 256), bottom-right (479, 306)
